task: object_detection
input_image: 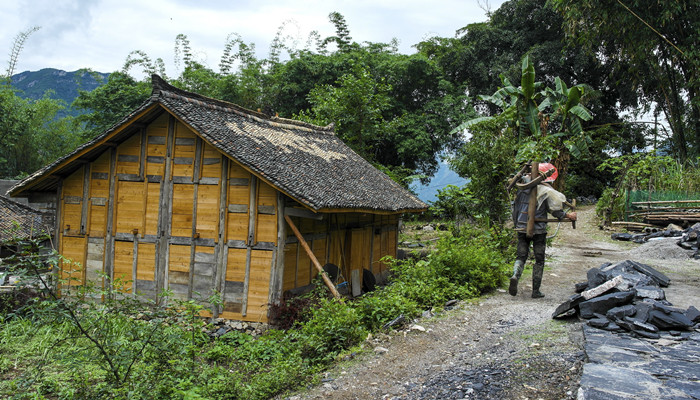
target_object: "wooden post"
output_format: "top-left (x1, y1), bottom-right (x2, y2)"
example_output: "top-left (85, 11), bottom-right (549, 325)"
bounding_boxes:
top-left (284, 215), bottom-right (341, 299)
top-left (526, 162), bottom-right (539, 237)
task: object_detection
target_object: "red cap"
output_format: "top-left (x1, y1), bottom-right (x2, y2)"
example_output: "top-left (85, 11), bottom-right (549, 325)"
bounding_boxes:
top-left (538, 162), bottom-right (558, 182)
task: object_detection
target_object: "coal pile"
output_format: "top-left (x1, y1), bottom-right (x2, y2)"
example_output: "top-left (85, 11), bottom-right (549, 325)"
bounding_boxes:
top-left (552, 260), bottom-right (700, 339)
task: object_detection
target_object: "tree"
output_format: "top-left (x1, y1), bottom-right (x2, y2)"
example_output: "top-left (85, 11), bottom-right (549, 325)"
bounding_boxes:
top-left (551, 0), bottom-right (700, 161)
top-left (454, 56), bottom-right (593, 192)
top-left (72, 71), bottom-right (150, 139)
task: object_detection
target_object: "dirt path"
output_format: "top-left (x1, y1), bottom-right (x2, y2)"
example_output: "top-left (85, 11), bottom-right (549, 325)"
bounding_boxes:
top-left (286, 207), bottom-right (700, 400)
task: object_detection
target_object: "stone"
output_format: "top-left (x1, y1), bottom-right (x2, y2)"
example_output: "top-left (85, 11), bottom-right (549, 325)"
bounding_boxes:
top-left (586, 268), bottom-right (608, 288)
top-left (634, 286), bottom-right (666, 300)
top-left (633, 302), bottom-right (653, 323)
top-left (374, 346), bottom-right (389, 354)
top-left (648, 309), bottom-right (693, 330)
top-left (574, 281), bottom-right (588, 293)
top-left (588, 317), bottom-right (610, 329)
top-left (685, 306), bottom-right (700, 323)
top-left (579, 291), bottom-right (636, 319)
top-left (410, 324), bottom-right (426, 332)
top-left (552, 294), bottom-right (584, 319)
top-left (629, 260), bottom-right (670, 287)
top-left (606, 304), bottom-right (637, 321)
top-left (582, 275), bottom-right (624, 300)
top-left (624, 316), bottom-right (659, 333)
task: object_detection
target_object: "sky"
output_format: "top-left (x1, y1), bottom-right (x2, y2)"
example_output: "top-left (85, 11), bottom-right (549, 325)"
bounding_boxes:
top-left (1, 0), bottom-right (506, 77)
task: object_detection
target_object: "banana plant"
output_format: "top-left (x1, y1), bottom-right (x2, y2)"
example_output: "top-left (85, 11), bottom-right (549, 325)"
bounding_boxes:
top-left (453, 55), bottom-right (594, 191)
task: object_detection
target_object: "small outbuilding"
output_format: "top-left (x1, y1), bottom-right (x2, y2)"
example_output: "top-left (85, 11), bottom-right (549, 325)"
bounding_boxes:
top-left (8, 75), bottom-right (427, 322)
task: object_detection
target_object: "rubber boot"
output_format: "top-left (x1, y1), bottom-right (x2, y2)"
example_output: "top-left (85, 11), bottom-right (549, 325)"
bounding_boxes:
top-left (509, 260), bottom-right (524, 296)
top-left (532, 262), bottom-right (545, 298)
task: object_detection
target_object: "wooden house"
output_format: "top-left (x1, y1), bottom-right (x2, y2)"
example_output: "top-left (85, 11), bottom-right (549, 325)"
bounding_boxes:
top-left (8, 75), bottom-right (427, 322)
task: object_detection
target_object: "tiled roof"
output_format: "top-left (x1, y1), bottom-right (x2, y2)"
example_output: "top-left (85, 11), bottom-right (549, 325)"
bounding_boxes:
top-left (0, 196), bottom-right (49, 241)
top-left (9, 75), bottom-right (427, 214)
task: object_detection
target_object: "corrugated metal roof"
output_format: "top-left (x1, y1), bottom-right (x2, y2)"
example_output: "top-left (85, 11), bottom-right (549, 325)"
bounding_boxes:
top-left (9, 75), bottom-right (427, 214)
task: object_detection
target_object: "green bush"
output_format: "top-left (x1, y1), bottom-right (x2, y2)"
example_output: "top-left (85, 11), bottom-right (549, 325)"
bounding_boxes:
top-left (299, 298), bottom-right (367, 363)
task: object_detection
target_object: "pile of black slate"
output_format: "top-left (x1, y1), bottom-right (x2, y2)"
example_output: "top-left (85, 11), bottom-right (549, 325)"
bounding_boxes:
top-left (677, 222), bottom-right (700, 258)
top-left (552, 259), bottom-right (700, 339)
top-left (612, 222), bottom-right (700, 259)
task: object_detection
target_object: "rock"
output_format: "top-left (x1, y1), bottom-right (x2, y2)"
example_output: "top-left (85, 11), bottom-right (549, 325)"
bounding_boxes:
top-left (552, 294), bottom-right (584, 319)
top-left (422, 225), bottom-right (435, 232)
top-left (633, 302), bottom-right (653, 323)
top-left (629, 260), bottom-right (671, 287)
top-left (410, 324), bottom-right (426, 332)
top-left (606, 304), bottom-right (636, 321)
top-left (421, 309), bottom-right (434, 319)
top-left (374, 346), bottom-right (389, 354)
top-left (582, 275), bottom-right (624, 300)
top-left (574, 281), bottom-right (589, 293)
top-left (579, 291), bottom-right (636, 319)
top-left (648, 309), bottom-right (693, 330)
top-left (383, 314), bottom-right (406, 329)
top-left (588, 317), bottom-right (611, 329)
top-left (624, 316), bottom-right (659, 333)
top-left (445, 299), bottom-right (459, 307)
top-left (635, 286), bottom-right (666, 300)
top-left (586, 268), bottom-right (608, 288)
top-left (686, 306), bottom-right (700, 323)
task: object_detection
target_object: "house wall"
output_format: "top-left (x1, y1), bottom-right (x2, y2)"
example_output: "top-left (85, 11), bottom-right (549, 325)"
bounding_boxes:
top-left (57, 112), bottom-right (278, 322)
top-left (281, 212), bottom-right (399, 295)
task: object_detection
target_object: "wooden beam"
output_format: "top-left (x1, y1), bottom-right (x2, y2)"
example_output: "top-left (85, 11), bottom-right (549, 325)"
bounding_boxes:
top-left (80, 165), bottom-right (90, 235)
top-left (155, 115), bottom-right (176, 304)
top-left (213, 157), bottom-right (229, 317)
top-left (104, 147), bottom-right (118, 293)
top-left (284, 207), bottom-right (324, 220)
top-left (268, 191), bottom-right (286, 307)
top-left (284, 214), bottom-right (340, 299)
top-left (241, 175), bottom-right (258, 317)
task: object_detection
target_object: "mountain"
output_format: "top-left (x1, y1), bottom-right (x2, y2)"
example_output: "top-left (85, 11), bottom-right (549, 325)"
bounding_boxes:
top-left (10, 68), bottom-right (109, 118)
top-left (413, 161), bottom-right (467, 204)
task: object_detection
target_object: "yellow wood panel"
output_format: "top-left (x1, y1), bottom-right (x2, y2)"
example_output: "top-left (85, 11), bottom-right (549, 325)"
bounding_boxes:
top-left (196, 184), bottom-right (219, 239)
top-left (282, 244), bottom-right (297, 291)
top-left (91, 151), bottom-right (110, 174)
top-left (144, 183), bottom-right (160, 236)
top-left (60, 236), bottom-right (86, 286)
top-left (62, 203), bottom-right (82, 233)
top-left (372, 232), bottom-right (382, 274)
top-left (226, 248), bottom-right (247, 282)
top-left (228, 185), bottom-right (249, 205)
top-left (113, 241), bottom-right (133, 289)
top-left (136, 243), bottom-right (156, 281)
top-left (88, 203), bottom-right (107, 237)
top-left (255, 213), bottom-right (277, 243)
top-left (227, 214), bottom-right (248, 241)
top-left (116, 135), bottom-right (141, 175)
top-left (200, 144), bottom-right (221, 178)
top-left (171, 184), bottom-right (194, 237)
top-left (63, 168), bottom-right (84, 196)
top-left (297, 243), bottom-right (311, 286)
top-left (246, 250), bottom-right (272, 321)
top-left (388, 228), bottom-right (397, 258)
top-left (169, 244), bottom-right (191, 273)
top-left (328, 230), bottom-right (344, 272)
top-left (229, 162), bottom-right (249, 178)
top-left (258, 182), bottom-right (276, 206)
top-left (115, 181), bottom-right (144, 233)
top-left (312, 238), bottom-right (327, 268)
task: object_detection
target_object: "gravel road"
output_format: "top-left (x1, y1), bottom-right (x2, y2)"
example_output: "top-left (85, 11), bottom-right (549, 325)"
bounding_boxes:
top-left (285, 207), bottom-right (700, 400)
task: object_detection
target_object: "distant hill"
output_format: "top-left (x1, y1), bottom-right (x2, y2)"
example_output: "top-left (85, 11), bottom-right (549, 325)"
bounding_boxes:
top-left (413, 161), bottom-right (467, 204)
top-left (10, 68), bottom-right (109, 118)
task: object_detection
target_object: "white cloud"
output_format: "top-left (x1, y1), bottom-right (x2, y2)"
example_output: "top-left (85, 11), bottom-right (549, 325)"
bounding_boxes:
top-left (1, 0), bottom-right (505, 75)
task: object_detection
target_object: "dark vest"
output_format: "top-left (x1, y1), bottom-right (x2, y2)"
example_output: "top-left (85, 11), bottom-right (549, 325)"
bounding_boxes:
top-left (512, 186), bottom-right (549, 234)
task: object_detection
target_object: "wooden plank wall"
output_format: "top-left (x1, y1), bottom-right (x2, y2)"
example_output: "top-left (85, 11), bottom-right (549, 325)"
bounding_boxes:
top-left (281, 212), bottom-right (399, 295)
top-left (56, 111), bottom-right (279, 322)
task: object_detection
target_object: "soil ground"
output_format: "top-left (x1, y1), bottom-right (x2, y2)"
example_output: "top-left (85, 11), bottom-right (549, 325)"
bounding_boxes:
top-left (285, 206), bottom-right (700, 400)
